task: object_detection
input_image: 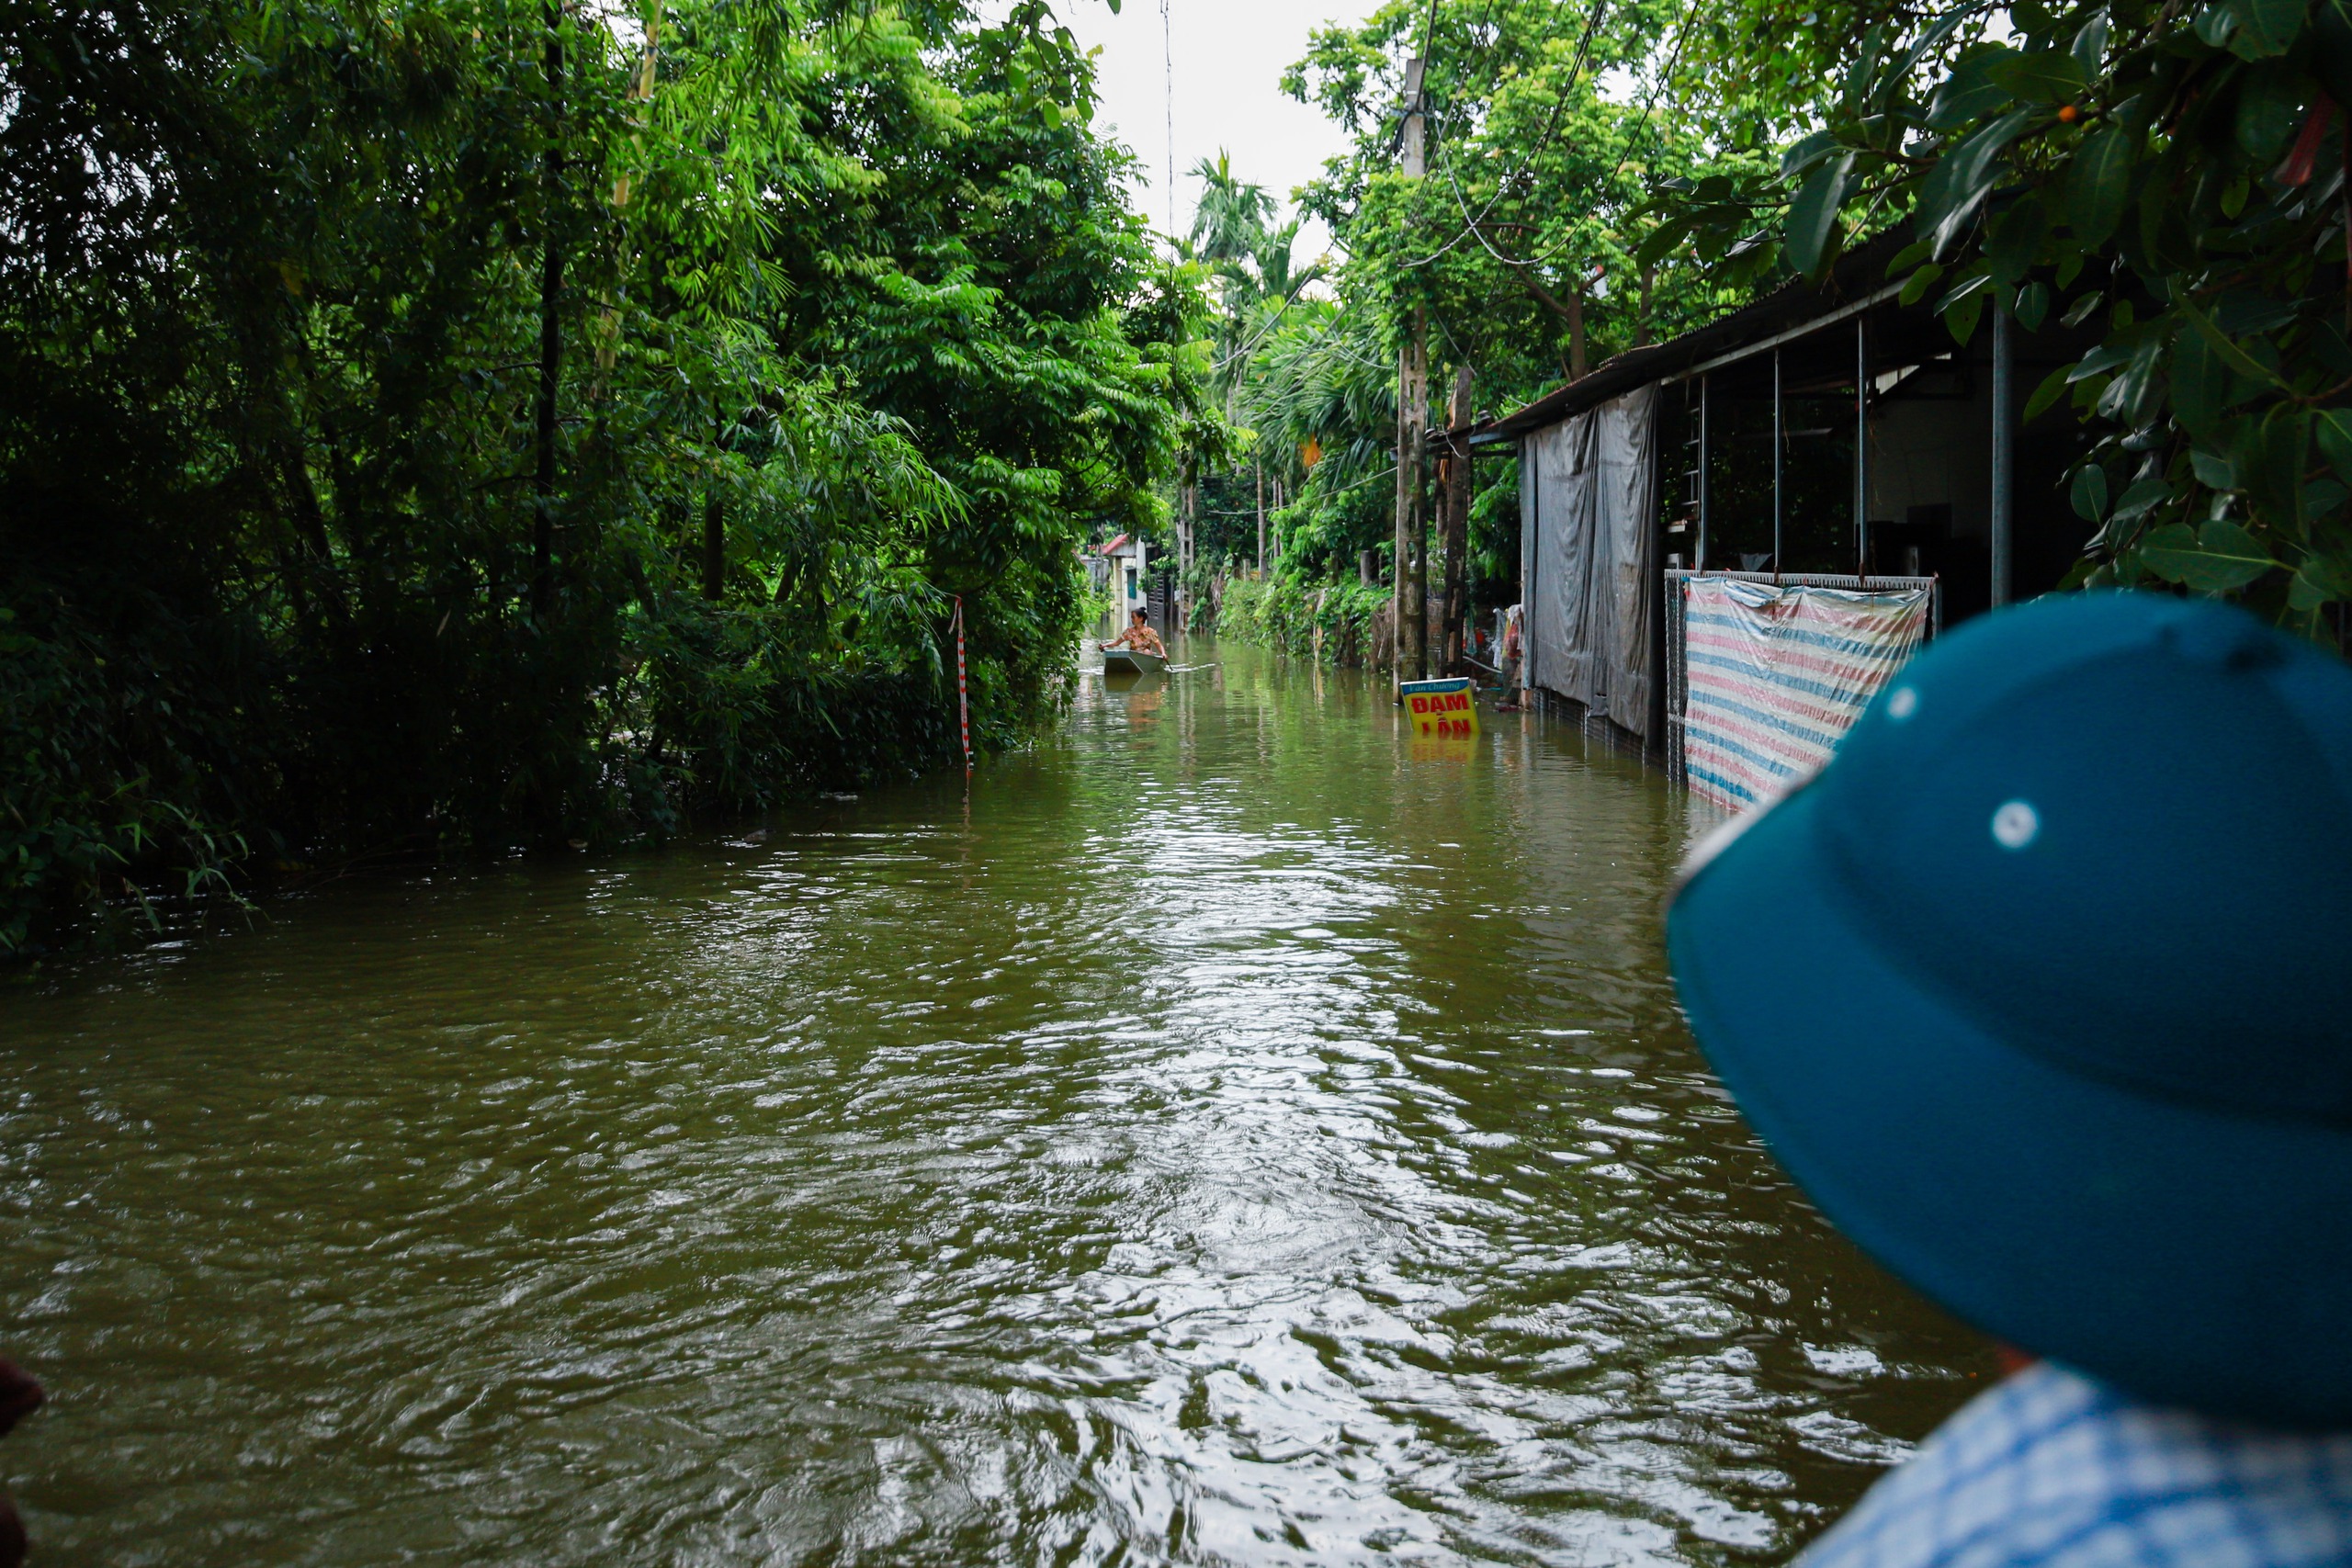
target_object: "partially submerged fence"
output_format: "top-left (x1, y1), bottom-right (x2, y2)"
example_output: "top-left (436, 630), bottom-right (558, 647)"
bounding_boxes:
top-left (1664, 571), bottom-right (1940, 809)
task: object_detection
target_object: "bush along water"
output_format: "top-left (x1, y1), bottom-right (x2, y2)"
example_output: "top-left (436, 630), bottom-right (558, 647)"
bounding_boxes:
top-left (1210, 574), bottom-right (1393, 668)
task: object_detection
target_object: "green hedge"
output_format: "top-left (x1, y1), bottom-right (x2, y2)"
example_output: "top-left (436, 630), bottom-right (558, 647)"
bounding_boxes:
top-left (1213, 574), bottom-right (1389, 667)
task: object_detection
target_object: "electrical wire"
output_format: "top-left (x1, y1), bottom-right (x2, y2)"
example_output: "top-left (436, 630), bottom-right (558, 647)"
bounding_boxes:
top-left (1162, 0), bottom-right (1175, 236)
top-left (1212, 283), bottom-right (1314, 375)
top-left (1410, 0), bottom-right (1695, 275)
top-left (1302, 459), bottom-right (1399, 502)
top-left (1400, 0), bottom-right (1613, 268)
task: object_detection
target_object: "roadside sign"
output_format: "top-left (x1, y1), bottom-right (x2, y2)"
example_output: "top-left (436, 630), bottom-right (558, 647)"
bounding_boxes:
top-left (1400, 676), bottom-right (1479, 739)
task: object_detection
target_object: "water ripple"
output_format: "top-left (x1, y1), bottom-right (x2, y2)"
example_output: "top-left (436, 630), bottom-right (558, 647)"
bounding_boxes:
top-left (0, 641), bottom-right (1992, 1566)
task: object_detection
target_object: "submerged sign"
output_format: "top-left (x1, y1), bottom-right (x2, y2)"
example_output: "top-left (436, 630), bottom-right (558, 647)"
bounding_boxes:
top-left (1400, 677), bottom-right (1479, 739)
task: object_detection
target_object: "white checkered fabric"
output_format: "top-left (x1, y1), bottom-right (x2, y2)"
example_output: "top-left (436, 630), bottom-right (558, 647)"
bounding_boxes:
top-left (1799, 1363), bottom-right (2352, 1568)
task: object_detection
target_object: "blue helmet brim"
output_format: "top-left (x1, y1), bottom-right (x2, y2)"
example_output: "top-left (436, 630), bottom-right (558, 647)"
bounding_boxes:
top-left (1668, 780), bottom-right (2352, 1430)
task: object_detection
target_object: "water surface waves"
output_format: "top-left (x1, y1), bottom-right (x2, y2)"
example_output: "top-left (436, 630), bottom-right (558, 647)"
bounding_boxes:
top-left (0, 639), bottom-right (1989, 1566)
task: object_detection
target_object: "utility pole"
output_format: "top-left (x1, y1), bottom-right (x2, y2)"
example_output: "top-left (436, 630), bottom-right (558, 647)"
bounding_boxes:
top-left (1394, 57), bottom-right (1430, 685)
top-left (1441, 363), bottom-right (1473, 675)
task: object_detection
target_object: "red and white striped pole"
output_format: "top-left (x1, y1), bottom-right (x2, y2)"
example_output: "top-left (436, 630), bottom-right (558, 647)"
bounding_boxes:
top-left (951, 595), bottom-right (972, 774)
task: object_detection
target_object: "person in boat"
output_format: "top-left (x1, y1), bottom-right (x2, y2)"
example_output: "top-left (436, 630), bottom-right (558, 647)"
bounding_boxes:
top-left (1666, 592), bottom-right (2352, 1568)
top-left (1101, 608), bottom-right (1166, 659)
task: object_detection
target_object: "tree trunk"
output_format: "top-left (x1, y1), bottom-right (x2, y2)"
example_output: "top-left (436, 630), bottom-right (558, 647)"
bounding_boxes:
top-left (702, 488), bottom-right (724, 601)
top-left (271, 435), bottom-right (347, 637)
top-left (1255, 458), bottom-right (1264, 577)
top-left (531, 0), bottom-right (565, 619)
top-left (1514, 269), bottom-right (1588, 380)
top-left (531, 6), bottom-right (566, 620)
top-left (1411, 412), bottom-right (1430, 680)
top-left (1177, 465), bottom-right (1195, 629)
top-left (1441, 363), bottom-right (1473, 675)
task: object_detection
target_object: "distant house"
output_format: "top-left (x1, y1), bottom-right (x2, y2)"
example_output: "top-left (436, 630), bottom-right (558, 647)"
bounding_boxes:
top-left (1094, 533), bottom-right (1150, 631)
top-left (1468, 232), bottom-right (2095, 806)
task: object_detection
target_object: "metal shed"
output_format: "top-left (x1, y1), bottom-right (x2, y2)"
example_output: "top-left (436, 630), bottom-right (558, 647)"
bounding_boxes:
top-left (1471, 234), bottom-right (2095, 803)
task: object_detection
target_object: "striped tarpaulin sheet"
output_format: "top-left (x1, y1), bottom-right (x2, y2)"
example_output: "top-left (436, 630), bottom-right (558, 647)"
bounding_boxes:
top-left (1682, 577), bottom-right (1932, 811)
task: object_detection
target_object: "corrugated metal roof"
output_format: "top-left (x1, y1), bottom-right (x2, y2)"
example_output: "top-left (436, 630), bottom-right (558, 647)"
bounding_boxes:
top-left (1464, 230), bottom-right (1915, 446)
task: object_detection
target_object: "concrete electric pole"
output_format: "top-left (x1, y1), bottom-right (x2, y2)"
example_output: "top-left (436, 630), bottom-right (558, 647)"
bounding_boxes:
top-left (1394, 57), bottom-right (1430, 686)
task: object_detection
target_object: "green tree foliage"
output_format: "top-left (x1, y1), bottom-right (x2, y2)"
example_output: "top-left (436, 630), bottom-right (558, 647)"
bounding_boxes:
top-left (1176, 0), bottom-right (1753, 634)
top-left (1285, 0), bottom-right (1749, 396)
top-left (1659, 0), bottom-right (2352, 629)
top-left (1216, 572), bottom-right (1391, 664)
top-left (1187, 152), bottom-right (1326, 411)
top-left (1252, 314), bottom-right (1404, 579)
top-left (0, 0), bottom-right (1197, 953)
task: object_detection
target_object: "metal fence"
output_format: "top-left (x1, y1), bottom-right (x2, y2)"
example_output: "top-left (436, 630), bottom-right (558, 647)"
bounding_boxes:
top-left (1662, 570), bottom-right (1941, 788)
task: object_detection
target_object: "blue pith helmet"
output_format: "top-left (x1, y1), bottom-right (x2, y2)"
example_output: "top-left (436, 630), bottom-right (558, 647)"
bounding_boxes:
top-left (1666, 591), bottom-right (2352, 1428)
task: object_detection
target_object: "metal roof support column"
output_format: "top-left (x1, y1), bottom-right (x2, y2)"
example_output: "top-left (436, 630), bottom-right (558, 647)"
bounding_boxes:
top-left (1698, 372), bottom-right (1711, 573)
top-left (1991, 308), bottom-right (2014, 606)
top-left (1772, 347), bottom-right (1784, 574)
top-left (1856, 316), bottom-right (1869, 580)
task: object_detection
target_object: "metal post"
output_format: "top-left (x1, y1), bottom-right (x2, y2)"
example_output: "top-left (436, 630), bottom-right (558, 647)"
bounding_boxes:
top-left (1772, 347), bottom-right (1784, 575)
top-left (1523, 442), bottom-right (1538, 700)
top-left (1856, 316), bottom-right (1870, 581)
top-left (1990, 308), bottom-right (2014, 607)
top-left (1697, 372), bottom-right (1711, 573)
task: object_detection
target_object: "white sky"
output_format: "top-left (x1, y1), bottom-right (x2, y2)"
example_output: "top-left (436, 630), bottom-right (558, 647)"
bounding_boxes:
top-left (1054, 0), bottom-right (1371, 263)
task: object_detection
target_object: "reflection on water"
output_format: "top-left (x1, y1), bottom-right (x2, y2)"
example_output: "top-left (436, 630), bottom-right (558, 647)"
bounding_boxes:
top-left (0, 639), bottom-right (1992, 1566)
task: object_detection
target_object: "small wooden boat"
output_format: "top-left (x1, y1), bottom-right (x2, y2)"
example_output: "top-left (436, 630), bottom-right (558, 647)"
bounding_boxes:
top-left (1100, 647), bottom-right (1168, 676)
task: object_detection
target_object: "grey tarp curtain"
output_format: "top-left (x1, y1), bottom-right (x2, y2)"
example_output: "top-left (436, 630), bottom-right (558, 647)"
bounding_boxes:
top-left (1523, 385), bottom-right (1659, 738)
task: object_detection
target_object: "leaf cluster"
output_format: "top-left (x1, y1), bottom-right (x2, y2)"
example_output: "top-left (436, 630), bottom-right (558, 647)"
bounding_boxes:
top-left (1658, 0), bottom-right (2352, 626)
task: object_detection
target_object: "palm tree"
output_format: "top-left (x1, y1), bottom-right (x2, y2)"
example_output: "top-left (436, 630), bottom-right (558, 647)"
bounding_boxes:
top-left (1186, 152), bottom-right (1274, 265)
top-left (1187, 154), bottom-right (1329, 411)
top-left (1184, 153), bottom-right (1337, 574)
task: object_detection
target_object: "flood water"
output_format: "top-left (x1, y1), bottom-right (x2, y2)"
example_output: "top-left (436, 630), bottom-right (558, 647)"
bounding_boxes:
top-left (0, 638), bottom-right (1993, 1566)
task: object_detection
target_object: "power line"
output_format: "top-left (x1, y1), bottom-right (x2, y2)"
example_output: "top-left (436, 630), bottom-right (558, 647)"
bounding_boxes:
top-left (1412, 0), bottom-right (1695, 275)
top-left (1401, 0), bottom-right (1613, 268)
top-left (1162, 0), bottom-right (1176, 236)
top-left (1303, 459), bottom-right (1400, 502)
top-left (1208, 253), bottom-right (1347, 374)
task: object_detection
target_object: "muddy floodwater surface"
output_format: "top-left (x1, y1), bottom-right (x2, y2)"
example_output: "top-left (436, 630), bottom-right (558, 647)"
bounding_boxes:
top-left (0, 639), bottom-right (1992, 1566)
